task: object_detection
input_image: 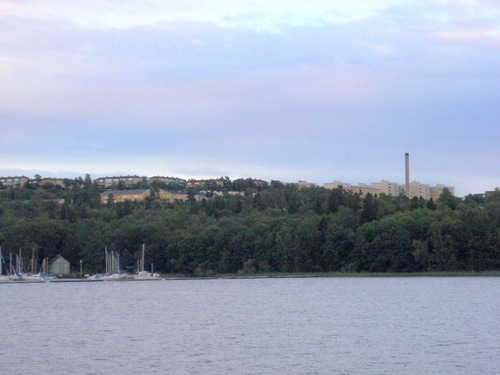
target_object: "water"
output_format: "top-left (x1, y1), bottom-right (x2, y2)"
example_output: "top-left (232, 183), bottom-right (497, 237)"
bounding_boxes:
top-left (1, 277), bottom-right (499, 375)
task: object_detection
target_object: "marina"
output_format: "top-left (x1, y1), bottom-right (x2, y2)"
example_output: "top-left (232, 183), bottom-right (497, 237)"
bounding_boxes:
top-left (1, 243), bottom-right (163, 283)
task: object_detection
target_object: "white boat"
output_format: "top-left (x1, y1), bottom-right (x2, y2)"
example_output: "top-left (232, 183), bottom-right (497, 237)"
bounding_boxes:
top-left (133, 244), bottom-right (160, 280)
top-left (0, 249), bottom-right (33, 282)
top-left (87, 272), bottom-right (127, 281)
top-left (22, 250), bottom-right (50, 282)
top-left (22, 274), bottom-right (48, 282)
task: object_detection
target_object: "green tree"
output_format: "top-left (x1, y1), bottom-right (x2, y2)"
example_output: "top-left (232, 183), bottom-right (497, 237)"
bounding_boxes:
top-left (327, 187), bottom-right (345, 214)
top-left (437, 188), bottom-right (460, 210)
top-left (361, 193), bottom-right (378, 223)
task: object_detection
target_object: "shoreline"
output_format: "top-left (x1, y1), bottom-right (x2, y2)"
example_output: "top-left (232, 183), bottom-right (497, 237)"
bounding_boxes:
top-left (2, 270), bottom-right (499, 283)
top-left (217, 270), bottom-right (500, 278)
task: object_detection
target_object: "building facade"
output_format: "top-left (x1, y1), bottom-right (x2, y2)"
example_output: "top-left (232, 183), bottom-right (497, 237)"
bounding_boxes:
top-left (324, 181), bottom-right (380, 196)
top-left (149, 176), bottom-right (186, 186)
top-left (297, 180), bottom-right (317, 189)
top-left (0, 176), bottom-right (29, 188)
top-left (185, 178), bottom-right (225, 188)
top-left (100, 189), bottom-right (150, 204)
top-left (39, 178), bottom-right (66, 188)
top-left (326, 179), bottom-right (454, 199)
top-left (407, 181), bottom-right (431, 200)
top-left (158, 189), bottom-right (206, 202)
top-left (430, 184), bottom-right (455, 201)
top-left (345, 185), bottom-right (381, 196)
top-left (158, 190), bottom-right (189, 202)
top-left (94, 176), bottom-right (142, 189)
top-left (370, 180), bottom-right (401, 197)
top-left (324, 181), bottom-right (352, 190)
top-left (50, 255), bottom-right (70, 275)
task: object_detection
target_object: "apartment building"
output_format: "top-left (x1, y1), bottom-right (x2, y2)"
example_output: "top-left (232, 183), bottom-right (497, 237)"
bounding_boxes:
top-left (409, 181), bottom-right (431, 200)
top-left (39, 178), bottom-right (66, 188)
top-left (0, 176), bottom-right (29, 188)
top-left (100, 189), bottom-right (150, 204)
top-left (297, 180), bottom-right (317, 189)
top-left (324, 181), bottom-right (381, 196)
top-left (323, 181), bottom-right (352, 190)
top-left (186, 178), bottom-right (225, 188)
top-left (158, 189), bottom-right (206, 202)
top-left (345, 184), bottom-right (381, 196)
top-left (326, 179), bottom-right (454, 199)
top-left (149, 176), bottom-right (186, 186)
top-left (94, 175), bottom-right (142, 189)
top-left (158, 190), bottom-right (189, 202)
top-left (370, 180), bottom-right (401, 197)
top-left (430, 184), bottom-right (455, 201)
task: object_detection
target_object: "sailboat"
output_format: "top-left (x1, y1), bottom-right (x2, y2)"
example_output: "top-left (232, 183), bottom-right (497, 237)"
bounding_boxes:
top-left (4, 252), bottom-right (18, 281)
top-left (9, 249), bottom-right (24, 281)
top-left (22, 248), bottom-right (49, 282)
top-left (86, 247), bottom-right (127, 280)
top-left (133, 244), bottom-right (160, 280)
top-left (24, 256), bottom-right (51, 282)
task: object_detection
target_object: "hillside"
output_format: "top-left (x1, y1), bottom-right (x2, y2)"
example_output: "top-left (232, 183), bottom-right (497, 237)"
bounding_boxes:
top-left (0, 181), bottom-right (499, 275)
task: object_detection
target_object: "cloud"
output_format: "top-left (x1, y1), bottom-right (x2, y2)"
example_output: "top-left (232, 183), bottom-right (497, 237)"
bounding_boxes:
top-left (0, 14), bottom-right (387, 129)
top-left (0, 1), bottom-right (499, 196)
top-left (435, 28), bottom-right (500, 49)
top-left (0, 0), bottom-right (417, 31)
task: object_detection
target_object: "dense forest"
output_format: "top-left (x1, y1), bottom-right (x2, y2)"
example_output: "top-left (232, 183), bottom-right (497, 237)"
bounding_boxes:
top-left (0, 175), bottom-right (499, 275)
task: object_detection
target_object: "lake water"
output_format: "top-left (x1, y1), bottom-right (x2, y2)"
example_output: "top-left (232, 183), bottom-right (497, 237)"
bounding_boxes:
top-left (0, 277), bottom-right (499, 375)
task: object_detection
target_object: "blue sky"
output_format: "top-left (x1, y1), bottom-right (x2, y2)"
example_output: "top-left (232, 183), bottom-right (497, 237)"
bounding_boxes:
top-left (1, 0), bottom-right (499, 196)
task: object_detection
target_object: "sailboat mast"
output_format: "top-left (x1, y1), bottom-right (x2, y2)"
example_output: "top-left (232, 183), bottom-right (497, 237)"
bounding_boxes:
top-left (142, 243), bottom-right (145, 272)
top-left (32, 247), bottom-right (35, 274)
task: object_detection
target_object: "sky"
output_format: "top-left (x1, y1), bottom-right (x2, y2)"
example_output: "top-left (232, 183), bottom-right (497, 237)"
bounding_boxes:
top-left (0, 0), bottom-right (499, 196)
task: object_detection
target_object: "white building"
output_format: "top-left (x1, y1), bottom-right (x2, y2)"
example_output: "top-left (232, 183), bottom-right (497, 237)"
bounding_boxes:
top-left (323, 181), bottom-right (351, 190)
top-left (430, 184), bottom-right (455, 200)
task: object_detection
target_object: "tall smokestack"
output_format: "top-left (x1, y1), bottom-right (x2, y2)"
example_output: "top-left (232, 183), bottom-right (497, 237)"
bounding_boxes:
top-left (405, 153), bottom-right (410, 198)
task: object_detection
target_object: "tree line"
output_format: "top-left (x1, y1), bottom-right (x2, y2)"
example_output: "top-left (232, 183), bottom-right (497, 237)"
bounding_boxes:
top-left (0, 177), bottom-right (498, 275)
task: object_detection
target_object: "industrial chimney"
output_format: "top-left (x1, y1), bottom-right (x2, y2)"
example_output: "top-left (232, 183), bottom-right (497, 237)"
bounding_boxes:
top-left (405, 153), bottom-right (410, 198)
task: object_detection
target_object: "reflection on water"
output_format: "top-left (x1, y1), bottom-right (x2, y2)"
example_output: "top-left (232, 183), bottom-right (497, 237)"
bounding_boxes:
top-left (1, 277), bottom-right (499, 374)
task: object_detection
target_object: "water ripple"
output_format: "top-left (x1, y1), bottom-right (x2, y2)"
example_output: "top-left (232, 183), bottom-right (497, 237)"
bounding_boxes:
top-left (0, 277), bottom-right (499, 374)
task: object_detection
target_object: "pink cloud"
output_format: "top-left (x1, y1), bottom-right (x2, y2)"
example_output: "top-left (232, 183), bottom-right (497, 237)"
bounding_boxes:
top-left (435, 28), bottom-right (500, 49)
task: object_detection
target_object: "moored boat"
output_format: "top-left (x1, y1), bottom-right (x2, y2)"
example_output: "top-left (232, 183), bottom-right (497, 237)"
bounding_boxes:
top-left (86, 247), bottom-right (127, 281)
top-left (133, 244), bottom-right (160, 280)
